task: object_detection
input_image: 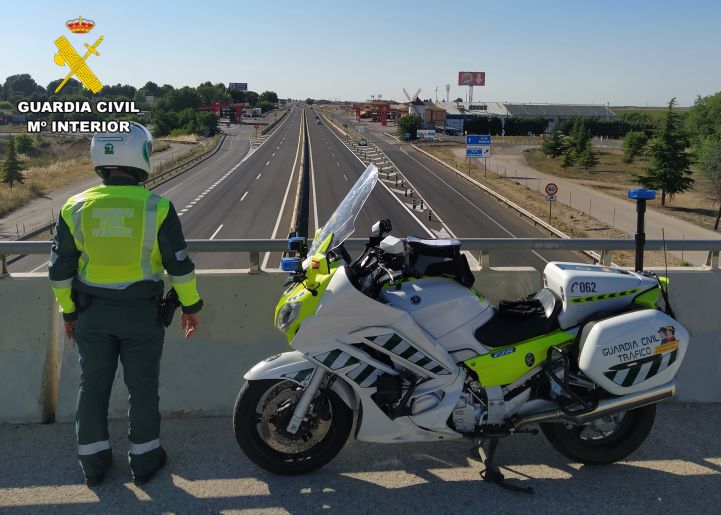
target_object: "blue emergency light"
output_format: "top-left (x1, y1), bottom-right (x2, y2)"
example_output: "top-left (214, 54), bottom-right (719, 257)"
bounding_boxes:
top-left (280, 257), bottom-right (303, 272)
top-left (628, 189), bottom-right (656, 200)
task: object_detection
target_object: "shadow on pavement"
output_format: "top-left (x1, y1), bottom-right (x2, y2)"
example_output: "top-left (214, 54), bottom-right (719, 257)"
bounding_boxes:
top-left (1, 403), bottom-right (720, 514)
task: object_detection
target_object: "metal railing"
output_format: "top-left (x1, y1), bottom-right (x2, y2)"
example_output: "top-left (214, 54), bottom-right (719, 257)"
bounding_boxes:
top-left (3, 238), bottom-right (721, 275)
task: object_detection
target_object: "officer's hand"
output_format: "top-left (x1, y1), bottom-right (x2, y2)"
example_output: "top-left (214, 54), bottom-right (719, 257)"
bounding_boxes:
top-left (64, 320), bottom-right (78, 342)
top-left (181, 313), bottom-right (200, 339)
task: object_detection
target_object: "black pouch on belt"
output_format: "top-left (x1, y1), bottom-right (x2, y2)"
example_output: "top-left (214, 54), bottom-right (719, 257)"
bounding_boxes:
top-left (71, 289), bottom-right (93, 313)
top-left (160, 288), bottom-right (181, 328)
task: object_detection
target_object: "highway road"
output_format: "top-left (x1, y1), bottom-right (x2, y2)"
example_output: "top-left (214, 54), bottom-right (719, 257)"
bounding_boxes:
top-left (9, 108), bottom-right (302, 272)
top-left (11, 105), bottom-right (578, 276)
top-left (317, 109), bottom-right (577, 269)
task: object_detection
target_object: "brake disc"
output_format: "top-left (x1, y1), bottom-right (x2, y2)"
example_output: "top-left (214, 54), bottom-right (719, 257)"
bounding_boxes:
top-left (257, 385), bottom-right (332, 454)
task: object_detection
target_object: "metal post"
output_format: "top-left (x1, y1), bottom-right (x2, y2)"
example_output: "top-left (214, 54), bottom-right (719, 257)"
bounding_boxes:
top-left (1, 255), bottom-right (7, 277)
top-left (628, 189), bottom-right (655, 272)
top-left (249, 251), bottom-right (260, 273)
top-left (635, 199), bottom-right (646, 272)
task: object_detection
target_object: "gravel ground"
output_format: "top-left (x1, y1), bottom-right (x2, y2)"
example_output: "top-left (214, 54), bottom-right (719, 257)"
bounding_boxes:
top-left (1, 403), bottom-right (720, 514)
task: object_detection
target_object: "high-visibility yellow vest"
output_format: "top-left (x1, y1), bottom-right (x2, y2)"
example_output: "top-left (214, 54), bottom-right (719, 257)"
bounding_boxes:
top-left (61, 185), bottom-right (170, 289)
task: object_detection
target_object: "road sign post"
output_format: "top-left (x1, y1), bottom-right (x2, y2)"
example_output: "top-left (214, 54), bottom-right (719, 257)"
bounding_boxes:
top-left (544, 183), bottom-right (559, 223)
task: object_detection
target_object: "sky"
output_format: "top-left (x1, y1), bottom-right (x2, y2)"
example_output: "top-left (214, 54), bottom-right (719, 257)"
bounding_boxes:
top-left (1, 0), bottom-right (720, 106)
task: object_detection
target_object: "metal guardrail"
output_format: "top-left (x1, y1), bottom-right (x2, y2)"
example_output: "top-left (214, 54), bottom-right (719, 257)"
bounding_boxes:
top-left (3, 238), bottom-right (721, 275)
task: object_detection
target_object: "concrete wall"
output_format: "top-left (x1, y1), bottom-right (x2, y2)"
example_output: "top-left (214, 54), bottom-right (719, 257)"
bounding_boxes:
top-left (0, 267), bottom-right (718, 424)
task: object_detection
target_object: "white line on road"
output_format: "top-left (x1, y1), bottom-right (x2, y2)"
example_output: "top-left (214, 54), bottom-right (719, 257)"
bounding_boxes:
top-left (307, 123), bottom-right (319, 232)
top-left (29, 260), bottom-right (50, 273)
top-left (240, 191), bottom-right (248, 202)
top-left (210, 225), bottom-right (223, 240)
top-left (266, 161), bottom-right (270, 166)
top-left (256, 173), bottom-right (262, 180)
top-left (336, 161), bottom-right (340, 167)
top-left (273, 152), bottom-right (276, 157)
top-left (262, 109), bottom-right (304, 270)
top-left (343, 174), bottom-right (348, 181)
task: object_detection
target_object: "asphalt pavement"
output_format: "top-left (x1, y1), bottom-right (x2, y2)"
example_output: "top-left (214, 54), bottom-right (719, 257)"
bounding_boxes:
top-left (1, 403), bottom-right (719, 513)
top-left (321, 111), bottom-right (578, 268)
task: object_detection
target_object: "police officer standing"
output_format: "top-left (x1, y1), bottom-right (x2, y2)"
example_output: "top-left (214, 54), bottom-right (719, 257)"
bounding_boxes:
top-left (48, 122), bottom-right (203, 486)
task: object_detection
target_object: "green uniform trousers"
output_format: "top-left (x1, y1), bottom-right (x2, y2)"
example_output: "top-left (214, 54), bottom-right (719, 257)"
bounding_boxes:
top-left (75, 296), bottom-right (165, 478)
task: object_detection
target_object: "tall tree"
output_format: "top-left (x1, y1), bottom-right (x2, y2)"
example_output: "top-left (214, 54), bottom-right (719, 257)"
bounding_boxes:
top-left (622, 131), bottom-right (648, 164)
top-left (2, 136), bottom-right (25, 190)
top-left (396, 115), bottom-right (420, 139)
top-left (686, 91), bottom-right (721, 144)
top-left (639, 98), bottom-right (694, 206)
top-left (540, 128), bottom-right (565, 158)
top-left (697, 137), bottom-right (721, 230)
top-left (576, 139), bottom-right (598, 170)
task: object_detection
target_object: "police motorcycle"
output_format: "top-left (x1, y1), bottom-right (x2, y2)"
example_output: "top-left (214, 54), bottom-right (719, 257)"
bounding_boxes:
top-left (233, 164), bottom-right (687, 492)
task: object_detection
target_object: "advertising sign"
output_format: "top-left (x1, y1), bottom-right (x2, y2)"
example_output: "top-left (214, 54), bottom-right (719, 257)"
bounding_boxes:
top-left (417, 129), bottom-right (437, 140)
top-left (458, 72), bottom-right (486, 86)
top-left (229, 82), bottom-right (248, 91)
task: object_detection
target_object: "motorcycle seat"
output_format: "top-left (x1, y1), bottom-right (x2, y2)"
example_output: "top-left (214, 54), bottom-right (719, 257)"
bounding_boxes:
top-left (474, 288), bottom-right (562, 348)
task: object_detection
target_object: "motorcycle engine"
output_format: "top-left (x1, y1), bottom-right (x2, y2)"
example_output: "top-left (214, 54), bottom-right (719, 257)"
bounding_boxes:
top-left (452, 392), bottom-right (485, 433)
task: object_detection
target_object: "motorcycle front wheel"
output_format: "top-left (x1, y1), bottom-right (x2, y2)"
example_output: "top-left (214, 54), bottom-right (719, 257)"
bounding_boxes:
top-left (233, 379), bottom-right (353, 475)
top-left (540, 404), bottom-right (656, 465)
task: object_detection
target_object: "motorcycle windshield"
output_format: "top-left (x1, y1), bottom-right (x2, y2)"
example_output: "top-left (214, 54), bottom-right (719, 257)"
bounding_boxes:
top-left (306, 163), bottom-right (378, 259)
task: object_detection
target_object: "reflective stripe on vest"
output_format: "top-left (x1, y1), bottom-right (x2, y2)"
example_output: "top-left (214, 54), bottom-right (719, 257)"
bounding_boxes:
top-left (62, 186), bottom-right (169, 289)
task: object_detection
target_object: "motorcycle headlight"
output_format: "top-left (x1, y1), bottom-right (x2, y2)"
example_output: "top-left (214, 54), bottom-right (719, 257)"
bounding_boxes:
top-left (276, 302), bottom-right (302, 332)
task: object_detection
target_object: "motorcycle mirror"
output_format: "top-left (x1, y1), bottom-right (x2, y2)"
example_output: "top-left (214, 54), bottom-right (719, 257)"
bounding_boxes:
top-left (280, 257), bottom-right (303, 272)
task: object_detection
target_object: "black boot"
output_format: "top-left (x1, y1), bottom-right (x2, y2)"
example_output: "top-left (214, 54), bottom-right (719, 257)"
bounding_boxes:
top-left (133, 448), bottom-right (167, 485)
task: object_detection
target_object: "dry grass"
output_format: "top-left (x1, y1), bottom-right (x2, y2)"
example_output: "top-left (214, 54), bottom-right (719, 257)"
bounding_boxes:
top-left (0, 157), bottom-right (94, 217)
top-left (158, 134), bottom-right (204, 144)
top-left (0, 135), bottom-right (219, 218)
top-left (523, 148), bottom-right (721, 233)
top-left (423, 146), bottom-right (682, 267)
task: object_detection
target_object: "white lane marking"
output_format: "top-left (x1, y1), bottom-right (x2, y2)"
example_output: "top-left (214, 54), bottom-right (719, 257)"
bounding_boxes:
top-left (210, 224), bottom-right (223, 240)
top-left (30, 260), bottom-right (50, 273)
top-left (240, 191), bottom-right (248, 202)
top-left (336, 161), bottom-right (340, 167)
top-left (256, 173), bottom-right (262, 180)
top-left (323, 116), bottom-right (434, 238)
top-left (262, 109), bottom-right (304, 270)
top-left (273, 152), bottom-right (276, 157)
top-left (343, 174), bottom-right (348, 181)
top-left (307, 123), bottom-right (319, 232)
top-left (266, 160), bottom-right (270, 166)
top-left (400, 148), bottom-right (548, 264)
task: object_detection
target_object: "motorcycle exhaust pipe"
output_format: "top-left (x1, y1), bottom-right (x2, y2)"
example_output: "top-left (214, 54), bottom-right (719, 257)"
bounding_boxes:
top-left (514, 381), bottom-right (675, 429)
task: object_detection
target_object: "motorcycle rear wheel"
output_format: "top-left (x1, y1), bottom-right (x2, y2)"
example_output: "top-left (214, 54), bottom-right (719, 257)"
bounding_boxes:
top-left (233, 379), bottom-right (353, 475)
top-left (540, 404), bottom-right (656, 465)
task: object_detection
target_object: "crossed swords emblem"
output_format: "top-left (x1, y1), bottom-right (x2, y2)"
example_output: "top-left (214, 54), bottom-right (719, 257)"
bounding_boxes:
top-left (53, 35), bottom-right (104, 94)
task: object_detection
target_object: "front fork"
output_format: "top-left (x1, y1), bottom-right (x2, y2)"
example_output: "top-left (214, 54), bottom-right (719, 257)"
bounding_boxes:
top-left (286, 368), bottom-right (327, 434)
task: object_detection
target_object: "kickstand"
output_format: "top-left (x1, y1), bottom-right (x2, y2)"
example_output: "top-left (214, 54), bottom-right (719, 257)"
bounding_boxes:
top-left (478, 439), bottom-right (534, 494)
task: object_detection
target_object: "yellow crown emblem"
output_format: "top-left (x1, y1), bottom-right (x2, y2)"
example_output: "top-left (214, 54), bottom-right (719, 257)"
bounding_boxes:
top-left (66, 16), bottom-right (95, 34)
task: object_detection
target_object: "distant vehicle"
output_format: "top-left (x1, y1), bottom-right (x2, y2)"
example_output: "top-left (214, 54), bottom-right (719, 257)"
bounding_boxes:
top-left (358, 138), bottom-right (368, 146)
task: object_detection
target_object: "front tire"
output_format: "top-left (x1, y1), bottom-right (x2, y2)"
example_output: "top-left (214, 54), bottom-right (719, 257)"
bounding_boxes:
top-left (233, 379), bottom-right (352, 475)
top-left (540, 404), bottom-right (656, 465)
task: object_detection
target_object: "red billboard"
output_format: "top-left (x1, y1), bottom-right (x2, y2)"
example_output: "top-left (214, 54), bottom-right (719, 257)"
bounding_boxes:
top-left (458, 72), bottom-right (486, 86)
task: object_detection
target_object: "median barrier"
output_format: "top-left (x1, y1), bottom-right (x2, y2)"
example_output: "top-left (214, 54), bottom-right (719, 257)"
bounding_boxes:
top-left (1, 265), bottom-right (720, 424)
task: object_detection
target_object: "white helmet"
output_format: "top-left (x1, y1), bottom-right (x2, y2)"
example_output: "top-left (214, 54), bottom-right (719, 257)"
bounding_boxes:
top-left (91, 122), bottom-right (153, 182)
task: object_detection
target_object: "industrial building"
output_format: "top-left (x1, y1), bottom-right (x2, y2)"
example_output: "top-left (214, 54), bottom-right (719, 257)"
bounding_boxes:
top-left (440, 102), bottom-right (616, 134)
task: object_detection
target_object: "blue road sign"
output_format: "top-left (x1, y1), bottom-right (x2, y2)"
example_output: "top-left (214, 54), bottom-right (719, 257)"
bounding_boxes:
top-left (466, 146), bottom-right (491, 158)
top-left (466, 134), bottom-right (491, 145)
